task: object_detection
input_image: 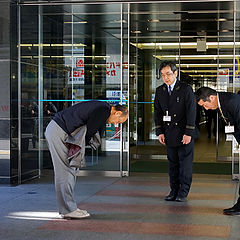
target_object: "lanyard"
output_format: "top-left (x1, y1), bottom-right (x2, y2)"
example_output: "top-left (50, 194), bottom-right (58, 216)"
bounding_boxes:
top-left (217, 93), bottom-right (229, 125)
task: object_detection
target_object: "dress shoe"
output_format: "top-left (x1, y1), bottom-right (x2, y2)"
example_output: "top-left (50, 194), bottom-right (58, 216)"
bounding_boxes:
top-left (175, 196), bottom-right (187, 202)
top-left (223, 203), bottom-right (240, 215)
top-left (165, 192), bottom-right (177, 201)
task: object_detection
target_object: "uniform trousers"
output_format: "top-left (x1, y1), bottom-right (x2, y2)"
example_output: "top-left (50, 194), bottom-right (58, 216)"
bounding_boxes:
top-left (45, 120), bottom-right (79, 214)
top-left (166, 140), bottom-right (194, 197)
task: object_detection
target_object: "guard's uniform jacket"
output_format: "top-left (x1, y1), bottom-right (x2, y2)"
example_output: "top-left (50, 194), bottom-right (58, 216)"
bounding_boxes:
top-left (154, 80), bottom-right (196, 147)
top-left (154, 80), bottom-right (196, 198)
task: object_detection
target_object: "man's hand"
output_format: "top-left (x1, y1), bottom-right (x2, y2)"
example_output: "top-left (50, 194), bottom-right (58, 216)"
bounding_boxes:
top-left (158, 134), bottom-right (165, 145)
top-left (182, 134), bottom-right (191, 144)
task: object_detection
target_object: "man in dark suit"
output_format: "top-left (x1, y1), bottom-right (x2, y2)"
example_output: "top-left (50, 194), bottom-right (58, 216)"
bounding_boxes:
top-left (154, 61), bottom-right (196, 202)
top-left (45, 101), bottom-right (128, 219)
top-left (196, 86), bottom-right (240, 215)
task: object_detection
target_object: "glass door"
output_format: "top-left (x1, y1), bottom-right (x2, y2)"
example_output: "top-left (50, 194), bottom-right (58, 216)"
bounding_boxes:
top-left (129, 1), bottom-right (235, 174)
top-left (16, 2), bottom-right (130, 182)
top-left (38, 3), bottom-right (129, 177)
top-left (129, 2), bottom-right (181, 173)
top-left (216, 2), bottom-right (234, 163)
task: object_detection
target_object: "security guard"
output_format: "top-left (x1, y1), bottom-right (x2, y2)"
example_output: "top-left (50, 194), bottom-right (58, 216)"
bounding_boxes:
top-left (154, 61), bottom-right (196, 202)
top-left (196, 86), bottom-right (240, 215)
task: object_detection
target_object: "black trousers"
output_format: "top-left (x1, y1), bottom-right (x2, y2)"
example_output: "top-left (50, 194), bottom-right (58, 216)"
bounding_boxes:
top-left (166, 140), bottom-right (194, 197)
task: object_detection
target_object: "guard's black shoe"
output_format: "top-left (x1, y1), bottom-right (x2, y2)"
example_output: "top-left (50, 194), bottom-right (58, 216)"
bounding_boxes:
top-left (223, 203), bottom-right (240, 215)
top-left (165, 192), bottom-right (177, 201)
top-left (175, 196), bottom-right (187, 202)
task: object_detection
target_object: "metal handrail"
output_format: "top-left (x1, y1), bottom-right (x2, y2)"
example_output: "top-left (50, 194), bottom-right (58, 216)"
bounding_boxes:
top-left (232, 136), bottom-right (240, 180)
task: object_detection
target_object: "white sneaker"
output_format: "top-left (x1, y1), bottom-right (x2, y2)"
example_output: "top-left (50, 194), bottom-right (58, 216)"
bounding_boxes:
top-left (63, 208), bottom-right (90, 219)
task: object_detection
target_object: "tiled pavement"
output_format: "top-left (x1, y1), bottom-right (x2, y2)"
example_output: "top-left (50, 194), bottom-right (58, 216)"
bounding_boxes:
top-left (0, 171), bottom-right (239, 240)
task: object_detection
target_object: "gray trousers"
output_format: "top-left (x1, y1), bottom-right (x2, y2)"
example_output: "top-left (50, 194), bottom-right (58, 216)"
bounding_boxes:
top-left (45, 120), bottom-right (79, 214)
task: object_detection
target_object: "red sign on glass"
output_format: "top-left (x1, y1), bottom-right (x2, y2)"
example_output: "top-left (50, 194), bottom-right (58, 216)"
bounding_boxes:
top-left (106, 61), bottom-right (121, 76)
top-left (76, 59), bottom-right (84, 68)
top-left (69, 70), bottom-right (85, 77)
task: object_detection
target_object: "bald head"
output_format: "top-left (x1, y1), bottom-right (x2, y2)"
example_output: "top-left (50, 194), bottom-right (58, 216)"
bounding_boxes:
top-left (107, 105), bottom-right (128, 125)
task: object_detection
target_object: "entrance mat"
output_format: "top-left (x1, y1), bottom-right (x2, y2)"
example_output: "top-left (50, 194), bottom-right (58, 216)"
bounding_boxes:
top-left (130, 161), bottom-right (232, 175)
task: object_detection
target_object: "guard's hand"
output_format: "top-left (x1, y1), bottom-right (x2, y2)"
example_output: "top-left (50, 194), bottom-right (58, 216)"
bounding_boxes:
top-left (158, 134), bottom-right (165, 145)
top-left (182, 134), bottom-right (191, 144)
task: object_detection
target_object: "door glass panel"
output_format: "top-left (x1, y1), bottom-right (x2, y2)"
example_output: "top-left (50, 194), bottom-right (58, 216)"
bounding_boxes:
top-left (20, 5), bottom-right (39, 181)
top-left (234, 2), bottom-right (240, 176)
top-left (179, 2), bottom-right (220, 165)
top-left (40, 3), bottom-right (125, 173)
top-left (129, 1), bottom-right (234, 174)
top-left (217, 4), bottom-right (234, 162)
top-left (122, 3), bottom-right (130, 173)
top-left (130, 2), bottom-right (181, 172)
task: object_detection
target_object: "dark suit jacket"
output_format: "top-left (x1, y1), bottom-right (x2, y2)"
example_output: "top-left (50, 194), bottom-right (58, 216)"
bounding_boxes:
top-left (154, 80), bottom-right (196, 147)
top-left (218, 92), bottom-right (240, 143)
top-left (53, 101), bottom-right (111, 144)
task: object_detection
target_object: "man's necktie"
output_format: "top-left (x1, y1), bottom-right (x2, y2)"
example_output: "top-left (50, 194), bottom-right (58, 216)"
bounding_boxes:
top-left (168, 85), bottom-right (172, 96)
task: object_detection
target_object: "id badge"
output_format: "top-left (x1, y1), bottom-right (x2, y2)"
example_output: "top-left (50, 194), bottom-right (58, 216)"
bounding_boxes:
top-left (226, 134), bottom-right (233, 141)
top-left (163, 115), bottom-right (171, 122)
top-left (225, 125), bottom-right (234, 133)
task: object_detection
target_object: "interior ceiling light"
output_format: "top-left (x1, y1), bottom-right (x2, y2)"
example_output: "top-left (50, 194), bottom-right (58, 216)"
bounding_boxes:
top-left (131, 30), bottom-right (142, 34)
top-left (154, 54), bottom-right (235, 60)
top-left (131, 41), bottom-right (240, 49)
top-left (22, 55), bottom-right (110, 59)
top-left (182, 70), bottom-right (218, 73)
top-left (189, 74), bottom-right (218, 77)
top-left (51, 44), bottom-right (86, 47)
top-left (177, 63), bottom-right (233, 68)
top-left (148, 19), bottom-right (160, 22)
top-left (113, 19), bottom-right (127, 23)
top-left (218, 18), bottom-right (227, 21)
top-left (19, 43), bottom-right (86, 47)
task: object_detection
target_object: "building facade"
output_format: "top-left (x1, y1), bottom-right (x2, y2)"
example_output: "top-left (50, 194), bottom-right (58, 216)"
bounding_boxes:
top-left (1, 0), bottom-right (240, 184)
